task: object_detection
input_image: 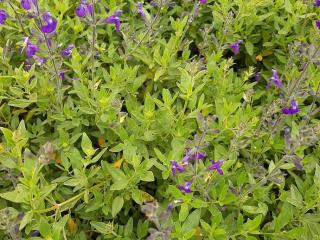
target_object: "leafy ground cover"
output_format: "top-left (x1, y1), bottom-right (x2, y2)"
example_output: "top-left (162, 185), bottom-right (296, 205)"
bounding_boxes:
top-left (0, 0), bottom-right (320, 239)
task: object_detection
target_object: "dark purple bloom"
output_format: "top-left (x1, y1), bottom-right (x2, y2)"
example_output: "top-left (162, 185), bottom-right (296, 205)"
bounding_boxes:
top-left (105, 10), bottom-right (123, 32)
top-left (178, 179), bottom-right (193, 193)
top-left (59, 71), bottom-right (65, 80)
top-left (76, 2), bottom-right (87, 17)
top-left (281, 100), bottom-right (299, 115)
top-left (21, 0), bottom-right (32, 10)
top-left (170, 160), bottom-right (184, 176)
top-left (229, 40), bottom-right (243, 55)
top-left (253, 72), bottom-right (261, 81)
top-left (61, 44), bottom-right (74, 57)
top-left (200, 0), bottom-right (208, 4)
top-left (76, 1), bottom-right (93, 17)
top-left (316, 20), bottom-right (320, 29)
top-left (167, 203), bottom-right (174, 211)
top-left (40, 12), bottom-right (57, 33)
top-left (293, 158), bottom-right (303, 170)
top-left (87, 4), bottom-right (93, 15)
top-left (31, 230), bottom-right (40, 237)
top-left (208, 160), bottom-right (224, 175)
top-left (268, 69), bottom-right (281, 88)
top-left (137, 2), bottom-right (145, 17)
top-left (284, 126), bottom-right (290, 135)
top-left (24, 37), bottom-right (39, 58)
top-left (314, 0), bottom-right (320, 6)
top-left (0, 10), bottom-right (8, 25)
top-left (182, 148), bottom-right (206, 164)
top-left (25, 59), bottom-right (33, 71)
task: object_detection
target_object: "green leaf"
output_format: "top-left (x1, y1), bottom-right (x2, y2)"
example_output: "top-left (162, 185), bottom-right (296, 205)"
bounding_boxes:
top-left (181, 209), bottom-right (201, 232)
top-left (81, 133), bottom-right (96, 157)
top-left (90, 147), bottom-right (108, 164)
top-left (112, 196), bottom-right (124, 217)
top-left (275, 202), bottom-right (293, 232)
top-left (110, 180), bottom-right (129, 190)
top-left (90, 221), bottom-right (113, 235)
top-left (0, 188), bottom-right (26, 203)
top-left (39, 217), bottom-right (51, 237)
top-left (179, 203), bottom-right (189, 222)
top-left (243, 214), bottom-right (262, 232)
top-left (124, 217), bottom-right (133, 237)
top-left (286, 185), bottom-right (303, 208)
top-left (19, 211), bottom-right (33, 230)
top-left (245, 41), bottom-right (254, 56)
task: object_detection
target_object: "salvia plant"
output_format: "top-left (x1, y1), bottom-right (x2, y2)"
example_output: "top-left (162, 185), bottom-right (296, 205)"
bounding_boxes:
top-left (0, 0), bottom-right (320, 239)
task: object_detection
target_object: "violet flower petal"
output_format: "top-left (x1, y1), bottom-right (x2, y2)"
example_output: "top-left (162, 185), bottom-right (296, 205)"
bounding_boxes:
top-left (21, 0), bottom-right (32, 10)
top-left (0, 10), bottom-right (8, 25)
top-left (40, 12), bottom-right (57, 33)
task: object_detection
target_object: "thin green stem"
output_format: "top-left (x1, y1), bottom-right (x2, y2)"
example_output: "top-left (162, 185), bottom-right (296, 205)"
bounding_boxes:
top-left (91, 0), bottom-right (97, 94)
top-left (7, 2), bottom-right (28, 35)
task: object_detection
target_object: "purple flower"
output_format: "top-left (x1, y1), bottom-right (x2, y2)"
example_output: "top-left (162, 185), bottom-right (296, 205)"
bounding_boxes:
top-left (178, 179), bottom-right (193, 193)
top-left (293, 158), bottom-right (303, 170)
top-left (167, 203), bottom-right (174, 211)
top-left (137, 2), bottom-right (145, 17)
top-left (87, 4), bottom-right (93, 16)
top-left (281, 100), bottom-right (299, 115)
top-left (21, 0), bottom-right (33, 10)
top-left (25, 59), bottom-right (33, 71)
top-left (59, 72), bottom-right (65, 80)
top-left (170, 160), bottom-right (184, 176)
top-left (253, 72), bottom-right (261, 81)
top-left (182, 148), bottom-right (206, 164)
top-left (316, 20), bottom-right (320, 29)
top-left (31, 230), bottom-right (40, 237)
top-left (33, 55), bottom-right (46, 66)
top-left (208, 160), bottom-right (224, 175)
top-left (76, 2), bottom-right (87, 17)
top-left (76, 1), bottom-right (93, 17)
top-left (61, 44), bottom-right (74, 57)
top-left (0, 10), bottom-right (8, 25)
top-left (200, 0), bottom-right (208, 4)
top-left (229, 40), bottom-right (243, 55)
top-left (314, 0), bottom-right (320, 6)
top-left (105, 10), bottom-right (123, 32)
top-left (35, 56), bottom-right (46, 66)
top-left (24, 37), bottom-right (39, 58)
top-left (40, 12), bottom-right (57, 33)
top-left (268, 69), bottom-right (281, 88)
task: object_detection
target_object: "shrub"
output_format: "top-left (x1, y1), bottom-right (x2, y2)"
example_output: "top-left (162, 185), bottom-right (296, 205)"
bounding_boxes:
top-left (0, 0), bottom-right (320, 239)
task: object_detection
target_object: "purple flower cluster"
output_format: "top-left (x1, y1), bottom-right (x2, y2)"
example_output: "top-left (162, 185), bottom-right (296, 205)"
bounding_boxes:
top-left (170, 148), bottom-right (224, 194)
top-left (137, 2), bottom-right (145, 17)
top-left (178, 179), bottom-right (193, 193)
top-left (61, 44), bottom-right (74, 58)
top-left (229, 40), bottom-right (243, 55)
top-left (268, 69), bottom-right (281, 88)
top-left (208, 160), bottom-right (224, 175)
top-left (23, 37), bottom-right (38, 58)
top-left (182, 148), bottom-right (206, 164)
top-left (314, 0), bottom-right (320, 7)
top-left (0, 10), bottom-right (8, 25)
top-left (76, 0), bottom-right (93, 18)
top-left (105, 10), bottom-right (123, 32)
top-left (281, 100), bottom-right (299, 115)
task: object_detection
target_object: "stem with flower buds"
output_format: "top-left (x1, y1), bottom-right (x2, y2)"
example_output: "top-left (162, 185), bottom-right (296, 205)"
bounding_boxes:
top-left (34, 2), bottom-right (62, 109)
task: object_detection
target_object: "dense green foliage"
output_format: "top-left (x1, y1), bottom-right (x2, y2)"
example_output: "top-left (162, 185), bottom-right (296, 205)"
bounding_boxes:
top-left (0, 0), bottom-right (320, 239)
